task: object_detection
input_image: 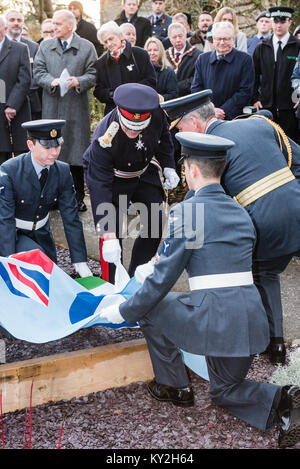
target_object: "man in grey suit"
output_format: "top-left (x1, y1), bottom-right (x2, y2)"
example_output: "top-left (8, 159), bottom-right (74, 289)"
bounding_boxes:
top-left (99, 131), bottom-right (300, 448)
top-left (0, 15), bottom-right (31, 164)
top-left (34, 9), bottom-right (97, 212)
top-left (5, 9), bottom-right (42, 120)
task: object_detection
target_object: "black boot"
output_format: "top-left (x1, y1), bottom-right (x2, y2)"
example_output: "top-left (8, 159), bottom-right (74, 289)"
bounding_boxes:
top-left (277, 385), bottom-right (300, 448)
top-left (265, 337), bottom-right (286, 365)
top-left (147, 379), bottom-right (194, 407)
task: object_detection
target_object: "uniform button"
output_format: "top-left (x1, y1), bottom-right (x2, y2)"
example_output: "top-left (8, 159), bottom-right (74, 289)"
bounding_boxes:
top-left (21, 200), bottom-right (24, 203)
top-left (41, 195), bottom-right (44, 198)
top-left (39, 205), bottom-right (42, 209)
top-left (36, 215), bottom-right (39, 219)
top-left (158, 140), bottom-right (160, 144)
top-left (128, 162), bottom-right (131, 166)
top-left (54, 198), bottom-right (57, 202)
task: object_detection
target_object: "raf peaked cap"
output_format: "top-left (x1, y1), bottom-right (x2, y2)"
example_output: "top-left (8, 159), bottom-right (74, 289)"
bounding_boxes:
top-left (256, 11), bottom-right (271, 22)
top-left (113, 83), bottom-right (160, 130)
top-left (175, 132), bottom-right (235, 164)
top-left (268, 6), bottom-right (294, 20)
top-left (161, 90), bottom-right (213, 129)
top-left (22, 119), bottom-right (66, 147)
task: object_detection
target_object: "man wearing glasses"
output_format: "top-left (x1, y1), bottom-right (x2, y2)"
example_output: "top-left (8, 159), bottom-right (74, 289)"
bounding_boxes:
top-left (191, 21), bottom-right (254, 120)
top-left (252, 7), bottom-right (300, 141)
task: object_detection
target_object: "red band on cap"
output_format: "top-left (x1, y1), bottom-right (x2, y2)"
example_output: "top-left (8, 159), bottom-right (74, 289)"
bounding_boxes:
top-left (119, 108), bottom-right (151, 121)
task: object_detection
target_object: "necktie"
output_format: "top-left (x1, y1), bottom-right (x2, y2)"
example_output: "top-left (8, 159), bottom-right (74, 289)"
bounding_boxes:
top-left (62, 40), bottom-right (68, 51)
top-left (39, 168), bottom-right (48, 190)
top-left (217, 54), bottom-right (225, 61)
top-left (175, 52), bottom-right (181, 63)
top-left (276, 40), bottom-right (282, 62)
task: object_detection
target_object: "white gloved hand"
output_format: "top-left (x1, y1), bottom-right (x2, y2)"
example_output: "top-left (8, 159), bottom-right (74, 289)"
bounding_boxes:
top-left (163, 167), bottom-right (180, 190)
top-left (73, 262), bottom-right (93, 278)
top-left (102, 239), bottom-right (122, 264)
top-left (99, 304), bottom-right (124, 324)
top-left (134, 257), bottom-right (156, 284)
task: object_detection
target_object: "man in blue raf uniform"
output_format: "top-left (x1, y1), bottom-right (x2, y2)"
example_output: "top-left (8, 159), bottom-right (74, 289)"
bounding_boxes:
top-left (0, 119), bottom-right (92, 278)
top-left (83, 83), bottom-right (178, 283)
top-left (161, 90), bottom-right (300, 364)
top-left (99, 132), bottom-right (300, 449)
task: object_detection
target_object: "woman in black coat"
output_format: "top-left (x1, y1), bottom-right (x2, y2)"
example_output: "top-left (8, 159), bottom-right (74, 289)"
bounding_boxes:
top-left (94, 21), bottom-right (157, 115)
top-left (145, 36), bottom-right (178, 101)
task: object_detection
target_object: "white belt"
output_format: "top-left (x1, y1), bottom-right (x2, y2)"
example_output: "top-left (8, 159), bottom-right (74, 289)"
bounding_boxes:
top-left (189, 271), bottom-right (253, 291)
top-left (15, 214), bottom-right (49, 231)
top-left (113, 157), bottom-right (162, 179)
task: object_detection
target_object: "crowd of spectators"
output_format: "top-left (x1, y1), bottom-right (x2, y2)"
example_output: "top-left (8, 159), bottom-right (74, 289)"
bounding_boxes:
top-left (1, 0), bottom-right (300, 189)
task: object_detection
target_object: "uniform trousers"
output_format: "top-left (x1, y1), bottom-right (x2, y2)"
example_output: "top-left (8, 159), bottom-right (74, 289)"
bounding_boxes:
top-left (139, 297), bottom-right (282, 432)
top-left (253, 253), bottom-right (296, 338)
top-left (106, 174), bottom-right (166, 283)
top-left (16, 225), bottom-right (57, 263)
top-left (266, 107), bottom-right (298, 142)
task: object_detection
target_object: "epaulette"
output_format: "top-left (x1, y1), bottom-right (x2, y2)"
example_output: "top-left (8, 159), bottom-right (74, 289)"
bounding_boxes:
top-left (98, 121), bottom-right (120, 148)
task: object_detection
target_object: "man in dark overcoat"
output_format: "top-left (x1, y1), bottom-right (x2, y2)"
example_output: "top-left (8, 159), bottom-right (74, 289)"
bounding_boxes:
top-left (99, 131), bottom-right (300, 449)
top-left (115, 0), bottom-right (152, 48)
top-left (252, 6), bottom-right (300, 140)
top-left (68, 1), bottom-right (104, 57)
top-left (191, 21), bottom-right (254, 120)
top-left (5, 9), bottom-right (42, 120)
top-left (0, 15), bottom-right (31, 164)
top-left (161, 90), bottom-right (300, 365)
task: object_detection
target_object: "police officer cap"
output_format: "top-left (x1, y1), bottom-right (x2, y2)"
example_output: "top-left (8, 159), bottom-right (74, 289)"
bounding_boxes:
top-left (256, 11), bottom-right (271, 22)
top-left (268, 6), bottom-right (294, 20)
top-left (114, 83), bottom-right (159, 130)
top-left (22, 119), bottom-right (65, 147)
top-left (175, 132), bottom-right (235, 164)
top-left (161, 90), bottom-right (212, 130)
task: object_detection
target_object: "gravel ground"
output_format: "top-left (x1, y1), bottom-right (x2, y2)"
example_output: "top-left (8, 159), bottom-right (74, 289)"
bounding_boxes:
top-left (0, 247), bottom-right (299, 451)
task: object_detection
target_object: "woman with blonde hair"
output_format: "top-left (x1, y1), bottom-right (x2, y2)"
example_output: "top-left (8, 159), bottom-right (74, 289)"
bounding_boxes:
top-left (214, 6), bottom-right (247, 52)
top-left (145, 36), bottom-right (178, 101)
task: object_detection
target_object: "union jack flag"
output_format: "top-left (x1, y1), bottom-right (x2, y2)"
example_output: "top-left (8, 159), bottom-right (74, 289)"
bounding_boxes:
top-left (0, 250), bottom-right (54, 307)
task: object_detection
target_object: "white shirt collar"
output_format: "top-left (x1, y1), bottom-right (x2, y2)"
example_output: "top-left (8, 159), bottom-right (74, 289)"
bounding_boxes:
top-left (6, 33), bottom-right (21, 41)
top-left (273, 32), bottom-right (290, 48)
top-left (31, 154), bottom-right (50, 177)
top-left (174, 45), bottom-right (186, 56)
top-left (61, 34), bottom-right (73, 48)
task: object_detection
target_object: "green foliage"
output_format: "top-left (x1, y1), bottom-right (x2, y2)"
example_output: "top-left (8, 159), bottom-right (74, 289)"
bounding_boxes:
top-left (90, 89), bottom-right (104, 135)
top-left (271, 347), bottom-right (300, 386)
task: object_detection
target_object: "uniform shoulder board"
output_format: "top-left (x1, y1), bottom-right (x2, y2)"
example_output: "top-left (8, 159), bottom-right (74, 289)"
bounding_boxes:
top-left (98, 121), bottom-right (120, 148)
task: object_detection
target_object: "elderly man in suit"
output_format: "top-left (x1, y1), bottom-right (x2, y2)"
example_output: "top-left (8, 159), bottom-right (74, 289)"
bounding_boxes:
top-left (33, 9), bottom-right (97, 212)
top-left (0, 15), bottom-right (31, 164)
top-left (166, 22), bottom-right (201, 97)
top-left (0, 119), bottom-right (92, 278)
top-left (161, 90), bottom-right (300, 366)
top-left (192, 21), bottom-right (254, 120)
top-left (5, 9), bottom-right (42, 120)
top-left (99, 131), bottom-right (300, 449)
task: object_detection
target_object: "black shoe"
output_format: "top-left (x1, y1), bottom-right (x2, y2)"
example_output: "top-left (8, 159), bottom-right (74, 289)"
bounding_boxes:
top-left (278, 385), bottom-right (300, 448)
top-left (77, 200), bottom-right (87, 212)
top-left (265, 338), bottom-right (286, 365)
top-left (147, 379), bottom-right (194, 407)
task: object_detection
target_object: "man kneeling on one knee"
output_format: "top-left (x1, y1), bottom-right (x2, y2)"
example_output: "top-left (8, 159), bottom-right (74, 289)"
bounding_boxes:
top-left (100, 131), bottom-right (300, 449)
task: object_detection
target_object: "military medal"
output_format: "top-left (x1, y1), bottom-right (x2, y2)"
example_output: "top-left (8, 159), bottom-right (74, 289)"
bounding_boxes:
top-left (135, 134), bottom-right (144, 150)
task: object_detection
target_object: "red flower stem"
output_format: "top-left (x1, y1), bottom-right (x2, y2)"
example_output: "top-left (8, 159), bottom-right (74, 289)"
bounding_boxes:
top-left (0, 390), bottom-right (4, 449)
top-left (29, 380), bottom-right (33, 449)
top-left (57, 420), bottom-right (64, 449)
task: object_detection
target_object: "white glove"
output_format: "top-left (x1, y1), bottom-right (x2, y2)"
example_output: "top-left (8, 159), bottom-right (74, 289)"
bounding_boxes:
top-left (134, 257), bottom-right (156, 284)
top-left (99, 304), bottom-right (124, 324)
top-left (73, 262), bottom-right (93, 278)
top-left (163, 167), bottom-right (180, 190)
top-left (102, 239), bottom-right (121, 264)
